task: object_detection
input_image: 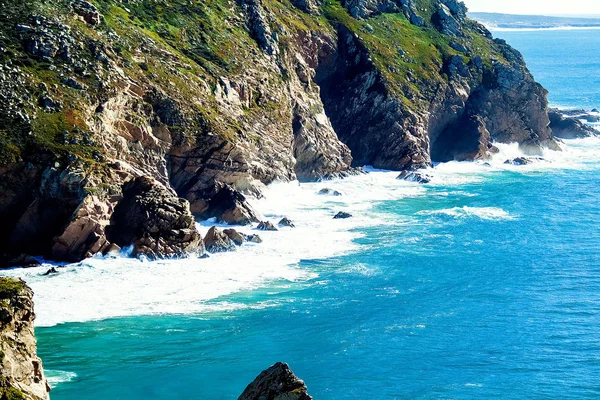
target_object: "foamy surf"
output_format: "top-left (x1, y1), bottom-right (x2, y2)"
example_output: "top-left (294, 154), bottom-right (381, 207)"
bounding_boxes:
top-left (417, 206), bottom-right (515, 221)
top-left (46, 370), bottom-right (77, 388)
top-left (3, 137), bottom-right (600, 327)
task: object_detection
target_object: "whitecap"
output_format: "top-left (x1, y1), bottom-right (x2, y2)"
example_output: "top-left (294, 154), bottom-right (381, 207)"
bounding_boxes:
top-left (46, 370), bottom-right (77, 388)
top-left (417, 206), bottom-right (515, 221)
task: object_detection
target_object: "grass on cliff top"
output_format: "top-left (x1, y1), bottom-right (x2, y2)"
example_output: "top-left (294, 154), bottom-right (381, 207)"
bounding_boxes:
top-left (0, 278), bottom-right (24, 301)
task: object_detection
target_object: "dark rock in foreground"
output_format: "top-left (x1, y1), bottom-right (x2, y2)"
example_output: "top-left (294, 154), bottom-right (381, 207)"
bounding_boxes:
top-left (238, 362), bottom-right (312, 400)
top-left (549, 109), bottom-right (598, 139)
top-left (333, 211), bottom-right (352, 219)
top-left (504, 157), bottom-right (544, 166)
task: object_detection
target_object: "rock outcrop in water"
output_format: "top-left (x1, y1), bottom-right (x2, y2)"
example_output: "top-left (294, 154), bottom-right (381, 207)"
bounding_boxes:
top-left (0, 278), bottom-right (50, 400)
top-left (0, 0), bottom-right (560, 263)
top-left (548, 109), bottom-right (598, 139)
top-left (239, 362), bottom-right (312, 400)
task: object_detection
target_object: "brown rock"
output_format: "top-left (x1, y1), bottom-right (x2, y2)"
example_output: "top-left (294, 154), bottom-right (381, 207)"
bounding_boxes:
top-left (204, 227), bottom-right (237, 253)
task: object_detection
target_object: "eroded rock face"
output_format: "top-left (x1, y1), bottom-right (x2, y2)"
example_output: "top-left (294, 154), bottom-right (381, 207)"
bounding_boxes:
top-left (0, 278), bottom-right (50, 400)
top-left (106, 176), bottom-right (203, 259)
top-left (238, 362), bottom-right (312, 400)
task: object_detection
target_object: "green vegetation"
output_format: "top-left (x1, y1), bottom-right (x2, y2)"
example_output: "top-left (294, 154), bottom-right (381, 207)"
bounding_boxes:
top-left (0, 279), bottom-right (24, 301)
top-left (0, 388), bottom-right (26, 400)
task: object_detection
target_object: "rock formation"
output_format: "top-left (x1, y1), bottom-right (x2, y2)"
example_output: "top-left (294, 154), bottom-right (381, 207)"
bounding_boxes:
top-left (0, 278), bottom-right (50, 400)
top-left (549, 109), bottom-right (598, 139)
top-left (0, 0), bottom-right (562, 263)
top-left (239, 362), bottom-right (312, 400)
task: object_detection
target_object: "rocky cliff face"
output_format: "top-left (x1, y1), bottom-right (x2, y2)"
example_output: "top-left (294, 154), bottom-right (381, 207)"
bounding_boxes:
top-left (0, 0), bottom-right (558, 263)
top-left (0, 278), bottom-right (50, 400)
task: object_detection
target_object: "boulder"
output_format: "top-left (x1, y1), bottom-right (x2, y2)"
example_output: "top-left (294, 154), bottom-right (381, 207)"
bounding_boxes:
top-left (42, 267), bottom-right (58, 276)
top-left (278, 218), bottom-right (295, 228)
top-left (71, 0), bottom-right (103, 25)
top-left (223, 229), bottom-right (246, 246)
top-left (333, 211), bottom-right (352, 219)
top-left (397, 170), bottom-right (432, 184)
top-left (204, 227), bottom-right (237, 253)
top-left (238, 362), bottom-right (312, 400)
top-left (106, 177), bottom-right (203, 259)
top-left (504, 157), bottom-right (544, 166)
top-left (257, 221), bottom-right (278, 231)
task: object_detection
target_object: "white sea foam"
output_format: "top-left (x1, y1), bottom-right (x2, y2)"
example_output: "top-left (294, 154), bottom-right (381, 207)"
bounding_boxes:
top-left (3, 138), bottom-right (600, 327)
top-left (417, 206), bottom-right (515, 221)
top-left (1, 171), bottom-right (426, 327)
top-left (46, 370), bottom-right (77, 388)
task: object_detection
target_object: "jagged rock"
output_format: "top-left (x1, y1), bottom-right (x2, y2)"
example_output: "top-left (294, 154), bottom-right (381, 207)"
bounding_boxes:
top-left (397, 170), bottom-right (432, 184)
top-left (433, 4), bottom-right (464, 37)
top-left (0, 278), bottom-right (50, 400)
top-left (441, 0), bottom-right (467, 19)
top-left (291, 0), bottom-right (321, 14)
top-left (61, 77), bottom-right (86, 90)
top-left (278, 217), bottom-right (295, 228)
top-left (204, 227), bottom-right (237, 253)
top-left (318, 188), bottom-right (342, 196)
top-left (42, 267), bottom-right (58, 276)
top-left (549, 110), bottom-right (598, 139)
top-left (238, 362), bottom-right (312, 400)
top-left (257, 221), bottom-right (278, 231)
top-left (400, 0), bottom-right (424, 26)
top-left (71, 0), bottom-right (103, 25)
top-left (241, 0), bottom-right (278, 55)
top-left (106, 177), bottom-right (203, 259)
top-left (223, 228), bottom-right (246, 246)
top-left (196, 183), bottom-right (259, 226)
top-left (333, 211), bottom-right (352, 219)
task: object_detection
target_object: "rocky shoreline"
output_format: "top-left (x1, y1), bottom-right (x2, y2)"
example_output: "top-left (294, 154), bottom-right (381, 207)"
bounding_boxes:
top-left (0, 0), bottom-right (586, 266)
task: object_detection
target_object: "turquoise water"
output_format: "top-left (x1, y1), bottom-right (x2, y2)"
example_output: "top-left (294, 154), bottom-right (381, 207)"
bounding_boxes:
top-left (12, 29), bottom-right (600, 399)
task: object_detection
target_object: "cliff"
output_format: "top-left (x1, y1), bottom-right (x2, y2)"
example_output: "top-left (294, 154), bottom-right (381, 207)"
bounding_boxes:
top-left (0, 278), bottom-right (50, 400)
top-left (0, 0), bottom-right (558, 263)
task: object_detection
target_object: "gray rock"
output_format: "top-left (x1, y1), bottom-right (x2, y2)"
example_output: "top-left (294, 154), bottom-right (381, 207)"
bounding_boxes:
top-left (223, 228), bottom-right (246, 246)
top-left (549, 110), bottom-right (597, 139)
top-left (433, 4), bottom-right (464, 37)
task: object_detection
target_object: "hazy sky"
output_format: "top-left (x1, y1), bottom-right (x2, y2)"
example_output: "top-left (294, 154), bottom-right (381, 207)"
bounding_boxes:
top-left (463, 0), bottom-right (600, 15)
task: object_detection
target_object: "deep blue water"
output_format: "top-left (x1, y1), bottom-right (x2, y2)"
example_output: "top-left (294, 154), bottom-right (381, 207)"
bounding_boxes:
top-left (497, 29), bottom-right (600, 109)
top-left (24, 29), bottom-right (600, 399)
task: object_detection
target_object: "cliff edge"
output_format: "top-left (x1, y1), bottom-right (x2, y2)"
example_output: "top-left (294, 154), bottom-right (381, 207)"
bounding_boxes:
top-left (0, 278), bottom-right (49, 400)
top-left (0, 0), bottom-right (558, 263)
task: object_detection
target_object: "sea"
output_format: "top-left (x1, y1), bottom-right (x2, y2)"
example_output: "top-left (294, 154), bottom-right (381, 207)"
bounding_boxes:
top-left (3, 28), bottom-right (600, 399)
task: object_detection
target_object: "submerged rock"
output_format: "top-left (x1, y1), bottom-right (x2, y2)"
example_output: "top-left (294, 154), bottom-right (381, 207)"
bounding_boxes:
top-left (504, 157), bottom-right (544, 166)
top-left (246, 234), bottom-right (263, 243)
top-left (333, 211), bottom-right (352, 219)
top-left (257, 221), bottom-right (278, 231)
top-left (318, 188), bottom-right (342, 196)
top-left (397, 170), bottom-right (432, 184)
top-left (42, 267), bottom-right (58, 276)
top-left (204, 227), bottom-right (237, 253)
top-left (238, 362), bottom-right (312, 400)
